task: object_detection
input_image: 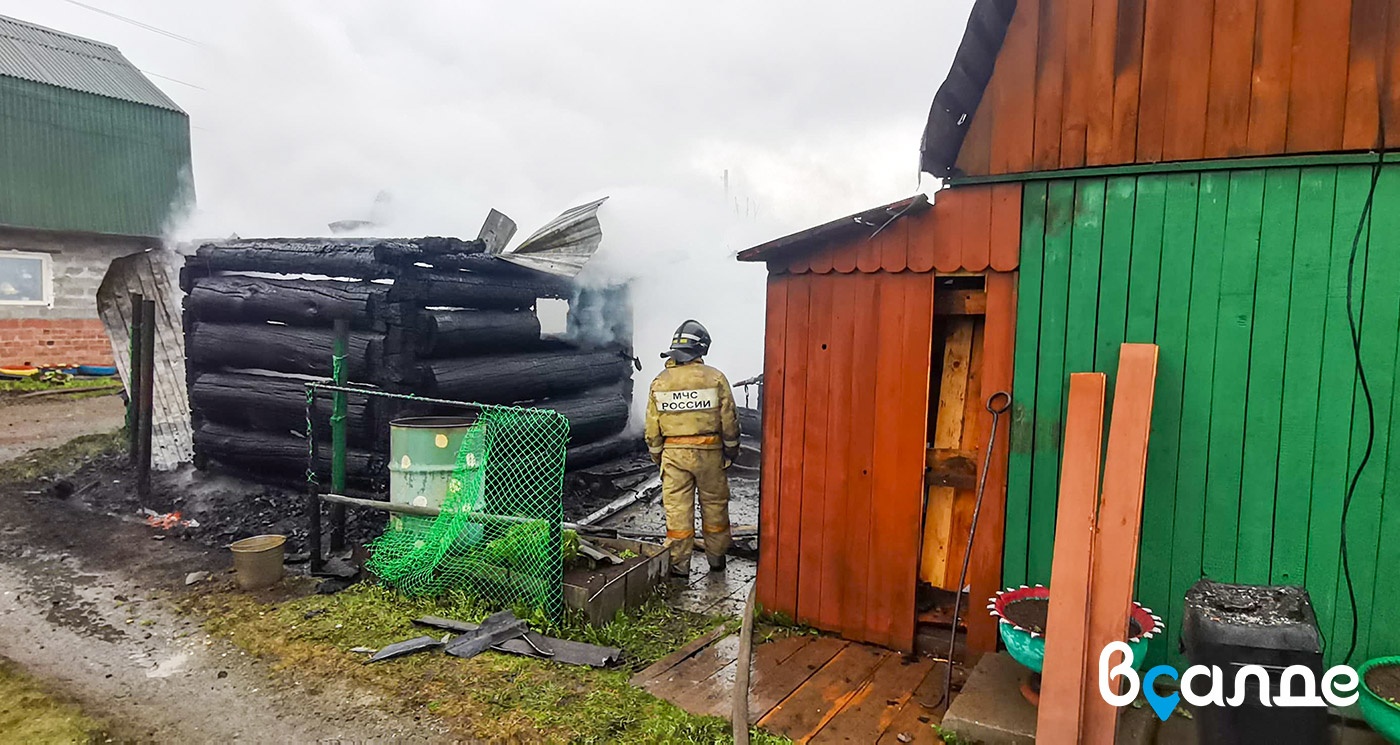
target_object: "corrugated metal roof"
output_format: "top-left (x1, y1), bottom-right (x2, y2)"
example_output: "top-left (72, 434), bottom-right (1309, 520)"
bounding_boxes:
top-left (0, 14), bottom-right (182, 113)
top-left (736, 195), bottom-right (929, 262)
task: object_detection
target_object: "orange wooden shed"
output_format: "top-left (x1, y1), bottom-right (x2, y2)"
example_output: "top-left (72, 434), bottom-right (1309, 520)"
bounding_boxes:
top-left (737, 186), bottom-right (1021, 653)
top-left (740, 0), bottom-right (1400, 664)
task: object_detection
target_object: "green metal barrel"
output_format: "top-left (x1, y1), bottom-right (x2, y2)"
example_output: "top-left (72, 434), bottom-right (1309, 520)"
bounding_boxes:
top-left (387, 415), bottom-right (485, 533)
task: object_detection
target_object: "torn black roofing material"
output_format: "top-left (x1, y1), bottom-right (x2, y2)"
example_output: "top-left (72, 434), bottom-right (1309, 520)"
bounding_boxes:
top-left (919, 0), bottom-right (1017, 178)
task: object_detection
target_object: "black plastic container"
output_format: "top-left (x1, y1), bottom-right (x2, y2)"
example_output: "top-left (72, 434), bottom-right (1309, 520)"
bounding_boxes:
top-left (1179, 579), bottom-right (1327, 744)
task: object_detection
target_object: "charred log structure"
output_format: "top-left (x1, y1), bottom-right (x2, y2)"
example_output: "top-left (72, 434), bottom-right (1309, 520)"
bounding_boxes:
top-left (183, 237), bottom-right (635, 482)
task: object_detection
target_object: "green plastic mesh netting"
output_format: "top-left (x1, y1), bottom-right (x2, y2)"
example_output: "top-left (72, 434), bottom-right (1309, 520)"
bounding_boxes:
top-left (366, 405), bottom-right (570, 619)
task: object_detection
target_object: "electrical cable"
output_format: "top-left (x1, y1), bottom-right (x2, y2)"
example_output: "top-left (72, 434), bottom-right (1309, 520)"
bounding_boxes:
top-left (139, 70), bottom-right (206, 91)
top-left (59, 0), bottom-right (205, 48)
top-left (1338, 77), bottom-right (1388, 666)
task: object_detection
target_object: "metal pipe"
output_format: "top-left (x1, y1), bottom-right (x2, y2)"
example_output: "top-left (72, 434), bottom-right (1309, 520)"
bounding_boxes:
top-left (135, 299), bottom-right (156, 500)
top-left (307, 388), bottom-right (323, 573)
top-left (319, 493), bottom-right (553, 529)
top-left (329, 318), bottom-right (349, 552)
top-left (126, 292), bottom-right (143, 462)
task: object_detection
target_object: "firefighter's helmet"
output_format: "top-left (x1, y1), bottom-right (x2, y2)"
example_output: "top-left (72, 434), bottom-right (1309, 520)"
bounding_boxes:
top-left (662, 319), bottom-right (711, 363)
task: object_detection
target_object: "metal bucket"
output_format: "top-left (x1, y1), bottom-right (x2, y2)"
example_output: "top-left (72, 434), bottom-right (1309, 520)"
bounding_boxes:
top-left (229, 534), bottom-right (286, 590)
top-left (387, 415), bottom-right (485, 533)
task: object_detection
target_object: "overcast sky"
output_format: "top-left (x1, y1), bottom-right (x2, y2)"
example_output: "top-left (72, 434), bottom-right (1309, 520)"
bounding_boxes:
top-left (4, 0), bottom-right (975, 386)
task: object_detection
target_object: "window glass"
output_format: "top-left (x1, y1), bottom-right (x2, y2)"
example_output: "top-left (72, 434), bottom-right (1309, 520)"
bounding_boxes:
top-left (0, 252), bottom-right (50, 305)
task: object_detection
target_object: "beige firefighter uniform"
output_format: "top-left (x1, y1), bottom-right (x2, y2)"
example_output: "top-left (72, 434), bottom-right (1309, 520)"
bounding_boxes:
top-left (644, 357), bottom-right (741, 569)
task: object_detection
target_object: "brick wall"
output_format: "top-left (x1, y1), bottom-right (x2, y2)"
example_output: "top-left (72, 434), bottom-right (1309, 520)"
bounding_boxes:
top-left (0, 318), bottom-right (115, 366)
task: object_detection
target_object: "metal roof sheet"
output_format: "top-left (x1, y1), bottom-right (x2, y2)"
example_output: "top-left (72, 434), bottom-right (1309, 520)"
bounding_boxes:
top-left (0, 14), bottom-right (182, 112)
top-left (736, 195), bottom-right (930, 263)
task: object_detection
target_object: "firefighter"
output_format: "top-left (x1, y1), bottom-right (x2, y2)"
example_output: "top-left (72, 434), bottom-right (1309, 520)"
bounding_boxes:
top-left (644, 319), bottom-right (741, 576)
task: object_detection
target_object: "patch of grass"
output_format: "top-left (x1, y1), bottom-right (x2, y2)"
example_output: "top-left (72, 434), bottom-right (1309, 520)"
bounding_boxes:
top-left (0, 657), bottom-right (107, 743)
top-left (192, 583), bottom-right (790, 743)
top-left (0, 376), bottom-right (122, 395)
top-left (0, 429), bottom-right (125, 484)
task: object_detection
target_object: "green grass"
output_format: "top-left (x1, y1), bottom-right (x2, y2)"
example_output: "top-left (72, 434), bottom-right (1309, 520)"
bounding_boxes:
top-left (0, 657), bottom-right (107, 743)
top-left (0, 430), bottom-right (125, 485)
top-left (195, 583), bottom-right (789, 744)
top-left (0, 376), bottom-right (122, 398)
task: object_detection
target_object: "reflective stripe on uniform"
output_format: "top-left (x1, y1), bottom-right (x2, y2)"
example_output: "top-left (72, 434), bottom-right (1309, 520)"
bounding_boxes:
top-left (702, 521), bottom-right (730, 534)
top-left (665, 434), bottom-right (720, 446)
top-left (648, 444), bottom-right (663, 455)
top-left (666, 528), bottom-right (695, 539)
top-left (723, 439), bottom-right (740, 449)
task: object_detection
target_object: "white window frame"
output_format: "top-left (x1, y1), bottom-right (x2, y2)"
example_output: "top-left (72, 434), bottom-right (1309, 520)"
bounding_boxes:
top-left (0, 250), bottom-right (54, 307)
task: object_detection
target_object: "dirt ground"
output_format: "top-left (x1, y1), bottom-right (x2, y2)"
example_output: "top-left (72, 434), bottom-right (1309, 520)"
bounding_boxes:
top-left (0, 393), bottom-right (125, 462)
top-left (0, 434), bottom-right (449, 741)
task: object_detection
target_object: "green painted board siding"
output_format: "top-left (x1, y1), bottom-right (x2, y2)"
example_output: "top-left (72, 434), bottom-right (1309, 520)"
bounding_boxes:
top-left (0, 76), bottom-right (192, 237)
top-left (1006, 164), bottom-right (1399, 668)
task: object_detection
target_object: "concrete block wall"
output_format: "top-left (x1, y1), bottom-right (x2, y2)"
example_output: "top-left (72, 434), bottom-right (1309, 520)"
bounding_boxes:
top-left (0, 226), bottom-right (154, 366)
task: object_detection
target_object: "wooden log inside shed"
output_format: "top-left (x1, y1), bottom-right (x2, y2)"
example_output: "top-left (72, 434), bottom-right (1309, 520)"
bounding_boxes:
top-left (192, 240), bottom-right (393, 278)
top-left (193, 420), bottom-right (382, 479)
top-left (395, 384), bottom-right (630, 447)
top-left (189, 370), bottom-right (376, 444)
top-left (919, 317), bottom-right (976, 585)
top-left (421, 309), bottom-right (543, 357)
top-left (186, 275), bottom-right (388, 328)
top-left (187, 322), bottom-right (380, 379)
top-left (423, 349), bottom-right (631, 403)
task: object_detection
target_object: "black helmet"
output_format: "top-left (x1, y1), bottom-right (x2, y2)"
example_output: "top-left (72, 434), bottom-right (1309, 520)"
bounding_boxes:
top-left (663, 319), bottom-right (711, 362)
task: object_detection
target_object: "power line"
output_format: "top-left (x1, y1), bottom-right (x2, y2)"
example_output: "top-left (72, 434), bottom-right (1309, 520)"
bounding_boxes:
top-left (59, 0), bottom-right (205, 48)
top-left (140, 69), bottom-right (206, 91)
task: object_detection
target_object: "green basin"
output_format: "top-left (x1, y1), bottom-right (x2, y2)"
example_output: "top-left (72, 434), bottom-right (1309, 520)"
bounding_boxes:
top-left (1358, 656), bottom-right (1400, 743)
top-left (998, 621), bottom-right (1151, 674)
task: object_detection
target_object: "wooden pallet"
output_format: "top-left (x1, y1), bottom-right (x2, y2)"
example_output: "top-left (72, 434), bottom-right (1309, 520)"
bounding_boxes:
top-left (634, 631), bottom-right (964, 743)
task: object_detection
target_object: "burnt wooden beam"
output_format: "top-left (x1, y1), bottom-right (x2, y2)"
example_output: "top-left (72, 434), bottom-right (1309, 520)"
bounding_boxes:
top-left (421, 309), bottom-right (543, 357)
top-left (193, 420), bottom-right (384, 479)
top-left (565, 432), bottom-right (642, 471)
top-left (186, 275), bottom-right (388, 329)
top-left (391, 271), bottom-right (570, 309)
top-left (191, 239), bottom-right (395, 279)
top-left (190, 371), bottom-right (376, 445)
top-left (188, 322), bottom-right (381, 379)
top-left (423, 349), bottom-right (631, 403)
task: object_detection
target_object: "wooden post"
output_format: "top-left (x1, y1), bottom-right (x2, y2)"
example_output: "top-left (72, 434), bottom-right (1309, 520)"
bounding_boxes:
top-left (136, 299), bottom-right (157, 499)
top-left (126, 292), bottom-right (144, 461)
top-left (1082, 344), bottom-right (1159, 745)
top-left (1036, 373), bottom-right (1107, 745)
top-left (329, 318), bottom-right (350, 553)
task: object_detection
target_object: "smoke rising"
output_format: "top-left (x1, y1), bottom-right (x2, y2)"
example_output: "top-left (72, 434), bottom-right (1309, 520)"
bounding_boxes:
top-left (7, 0), bottom-right (978, 420)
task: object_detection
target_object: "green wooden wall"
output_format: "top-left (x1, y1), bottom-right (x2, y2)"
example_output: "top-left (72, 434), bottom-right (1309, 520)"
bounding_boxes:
top-left (1005, 164), bottom-right (1400, 667)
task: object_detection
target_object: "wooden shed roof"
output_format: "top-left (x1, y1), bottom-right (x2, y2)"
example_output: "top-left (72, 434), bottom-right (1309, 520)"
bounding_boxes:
top-left (923, 0), bottom-right (1400, 179)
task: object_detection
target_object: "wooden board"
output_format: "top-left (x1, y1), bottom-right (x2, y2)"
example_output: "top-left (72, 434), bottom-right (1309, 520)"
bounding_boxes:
top-left (1342, 0), bottom-right (1390, 150)
top-left (921, 318), bottom-right (976, 585)
top-left (775, 279), bottom-right (813, 615)
top-left (1286, 0), bottom-right (1352, 152)
top-left (1108, 0), bottom-right (1147, 163)
top-left (757, 644), bottom-right (890, 740)
top-left (808, 655), bottom-right (938, 744)
top-left (943, 321), bottom-right (986, 591)
top-left (875, 662), bottom-right (954, 745)
top-left (1235, 168), bottom-right (1300, 584)
top-left (797, 274), bottom-right (836, 624)
top-left (840, 274), bottom-right (882, 640)
top-left (1081, 344), bottom-right (1159, 745)
top-left (1035, 373), bottom-right (1107, 745)
top-left (1003, 182), bottom-right (1048, 590)
top-left (1161, 0), bottom-right (1215, 161)
top-left (1245, 0), bottom-right (1297, 154)
top-left (1133, 0), bottom-right (1175, 163)
top-left (1202, 0), bottom-right (1258, 158)
top-left (750, 636), bottom-right (850, 720)
top-left (967, 271), bottom-right (1017, 653)
top-left (757, 275), bottom-right (790, 609)
top-left (818, 277), bottom-right (859, 630)
top-left (1084, 0), bottom-right (1121, 166)
top-left (1032, 0), bottom-right (1068, 170)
